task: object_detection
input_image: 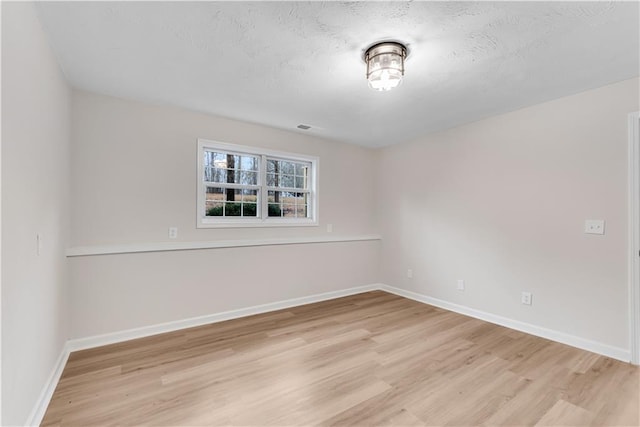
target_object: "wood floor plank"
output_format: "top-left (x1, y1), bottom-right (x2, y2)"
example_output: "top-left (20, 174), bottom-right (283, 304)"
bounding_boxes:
top-left (41, 291), bottom-right (639, 426)
top-left (535, 400), bottom-right (594, 426)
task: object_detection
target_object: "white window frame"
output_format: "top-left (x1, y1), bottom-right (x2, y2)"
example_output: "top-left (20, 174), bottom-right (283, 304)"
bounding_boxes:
top-left (197, 139), bottom-right (319, 228)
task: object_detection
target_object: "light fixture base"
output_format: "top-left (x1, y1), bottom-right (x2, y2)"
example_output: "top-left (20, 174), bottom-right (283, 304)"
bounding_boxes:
top-left (364, 41), bottom-right (408, 92)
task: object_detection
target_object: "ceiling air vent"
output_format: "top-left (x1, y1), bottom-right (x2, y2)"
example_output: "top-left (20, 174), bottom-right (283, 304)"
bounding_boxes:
top-left (297, 124), bottom-right (311, 130)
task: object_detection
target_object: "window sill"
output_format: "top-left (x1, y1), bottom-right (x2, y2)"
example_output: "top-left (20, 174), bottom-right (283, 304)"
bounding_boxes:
top-left (197, 218), bottom-right (318, 228)
top-left (66, 234), bottom-right (381, 257)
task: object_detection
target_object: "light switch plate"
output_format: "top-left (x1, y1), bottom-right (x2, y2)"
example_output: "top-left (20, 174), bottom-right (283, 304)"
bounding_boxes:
top-left (585, 220), bottom-right (605, 235)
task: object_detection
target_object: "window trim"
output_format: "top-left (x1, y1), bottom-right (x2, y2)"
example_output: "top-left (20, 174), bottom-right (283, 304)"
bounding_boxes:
top-left (197, 139), bottom-right (319, 228)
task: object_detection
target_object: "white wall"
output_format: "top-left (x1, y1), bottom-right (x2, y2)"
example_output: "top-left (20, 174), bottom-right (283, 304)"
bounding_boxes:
top-left (378, 77), bottom-right (639, 353)
top-left (1, 3), bottom-right (71, 425)
top-left (71, 91), bottom-right (378, 246)
top-left (69, 91), bottom-right (380, 339)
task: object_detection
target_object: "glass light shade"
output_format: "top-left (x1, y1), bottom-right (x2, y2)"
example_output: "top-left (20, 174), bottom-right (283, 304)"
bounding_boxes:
top-left (365, 42), bottom-right (406, 91)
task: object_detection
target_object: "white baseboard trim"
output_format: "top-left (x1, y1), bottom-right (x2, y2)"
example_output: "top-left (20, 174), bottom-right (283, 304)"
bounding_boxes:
top-left (28, 284), bottom-right (380, 426)
top-left (66, 282), bottom-right (632, 361)
top-left (29, 283), bottom-right (632, 426)
top-left (380, 284), bottom-right (631, 363)
top-left (27, 284), bottom-right (379, 425)
top-left (67, 284), bottom-right (382, 352)
top-left (24, 343), bottom-right (70, 427)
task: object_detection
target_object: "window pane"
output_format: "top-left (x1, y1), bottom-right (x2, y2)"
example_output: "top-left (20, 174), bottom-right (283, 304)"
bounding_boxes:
top-left (242, 203), bottom-right (258, 217)
top-left (268, 203), bottom-right (282, 217)
top-left (240, 171), bottom-right (258, 185)
top-left (296, 204), bottom-right (308, 217)
top-left (205, 187), bottom-right (259, 217)
top-left (267, 190), bottom-right (308, 218)
top-left (204, 151), bottom-right (259, 184)
top-left (281, 161), bottom-right (295, 175)
top-left (280, 174), bottom-right (295, 188)
top-left (205, 186), bottom-right (225, 202)
top-left (266, 158), bottom-right (310, 190)
top-left (239, 156), bottom-right (259, 172)
top-left (282, 204), bottom-right (295, 217)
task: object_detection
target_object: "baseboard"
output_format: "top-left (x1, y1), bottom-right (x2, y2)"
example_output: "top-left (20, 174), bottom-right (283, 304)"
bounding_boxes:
top-left (65, 282), bottom-right (632, 360)
top-left (28, 282), bottom-right (632, 426)
top-left (24, 343), bottom-right (70, 426)
top-left (67, 283), bottom-right (382, 352)
top-left (380, 284), bottom-right (631, 363)
top-left (28, 284), bottom-right (381, 426)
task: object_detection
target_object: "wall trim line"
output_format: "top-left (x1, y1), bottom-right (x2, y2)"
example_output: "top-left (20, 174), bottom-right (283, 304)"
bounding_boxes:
top-left (67, 283), bottom-right (632, 362)
top-left (66, 234), bottom-right (381, 257)
top-left (29, 284), bottom-right (382, 426)
top-left (30, 282), bottom-right (633, 426)
top-left (66, 284), bottom-right (382, 352)
top-left (24, 344), bottom-right (70, 427)
top-left (380, 284), bottom-right (631, 363)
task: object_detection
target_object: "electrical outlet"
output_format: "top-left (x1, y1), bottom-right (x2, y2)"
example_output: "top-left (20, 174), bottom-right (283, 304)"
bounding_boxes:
top-left (407, 269), bottom-right (413, 279)
top-left (584, 220), bottom-right (605, 235)
top-left (326, 224), bottom-right (333, 233)
top-left (168, 227), bottom-right (178, 239)
top-left (457, 279), bottom-right (465, 291)
top-left (521, 292), bottom-right (532, 305)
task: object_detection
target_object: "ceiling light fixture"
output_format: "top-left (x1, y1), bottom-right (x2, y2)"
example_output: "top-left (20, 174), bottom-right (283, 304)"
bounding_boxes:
top-left (364, 41), bottom-right (407, 92)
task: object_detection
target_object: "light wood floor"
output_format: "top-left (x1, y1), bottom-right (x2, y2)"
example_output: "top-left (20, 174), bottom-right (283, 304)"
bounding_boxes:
top-left (42, 291), bottom-right (639, 426)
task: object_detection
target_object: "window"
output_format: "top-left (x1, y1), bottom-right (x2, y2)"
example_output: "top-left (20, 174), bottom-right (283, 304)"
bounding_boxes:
top-left (197, 139), bottom-right (318, 227)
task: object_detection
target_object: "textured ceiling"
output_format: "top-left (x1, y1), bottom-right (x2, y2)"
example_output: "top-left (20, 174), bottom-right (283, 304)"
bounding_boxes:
top-left (36, 1), bottom-right (639, 148)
